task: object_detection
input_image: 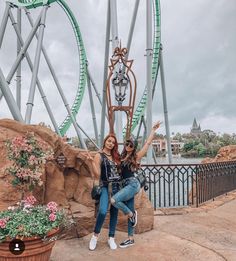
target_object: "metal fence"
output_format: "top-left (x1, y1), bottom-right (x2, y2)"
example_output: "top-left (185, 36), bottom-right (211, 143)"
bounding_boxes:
top-left (141, 161), bottom-right (236, 209)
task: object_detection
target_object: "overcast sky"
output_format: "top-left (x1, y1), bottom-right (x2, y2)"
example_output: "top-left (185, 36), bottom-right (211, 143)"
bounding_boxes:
top-left (0, 0), bottom-right (236, 138)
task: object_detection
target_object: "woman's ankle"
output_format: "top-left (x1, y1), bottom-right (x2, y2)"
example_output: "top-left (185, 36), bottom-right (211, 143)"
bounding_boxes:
top-left (127, 212), bottom-right (133, 218)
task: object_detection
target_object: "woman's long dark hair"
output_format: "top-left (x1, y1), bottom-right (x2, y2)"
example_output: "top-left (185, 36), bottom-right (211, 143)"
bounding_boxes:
top-left (103, 134), bottom-right (120, 165)
top-left (121, 139), bottom-right (140, 171)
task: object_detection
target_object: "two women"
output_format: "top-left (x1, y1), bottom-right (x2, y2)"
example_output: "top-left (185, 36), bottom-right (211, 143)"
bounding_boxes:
top-left (89, 121), bottom-right (161, 250)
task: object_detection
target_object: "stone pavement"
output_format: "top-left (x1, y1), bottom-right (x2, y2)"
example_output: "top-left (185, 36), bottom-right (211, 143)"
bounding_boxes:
top-left (51, 190), bottom-right (236, 261)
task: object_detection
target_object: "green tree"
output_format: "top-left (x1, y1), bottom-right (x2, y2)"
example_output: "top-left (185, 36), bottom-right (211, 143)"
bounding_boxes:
top-left (194, 143), bottom-right (206, 156)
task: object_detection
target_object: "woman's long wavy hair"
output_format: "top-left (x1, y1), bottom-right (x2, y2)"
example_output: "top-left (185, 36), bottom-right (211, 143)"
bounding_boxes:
top-left (103, 134), bottom-right (120, 165)
top-left (121, 139), bottom-right (140, 171)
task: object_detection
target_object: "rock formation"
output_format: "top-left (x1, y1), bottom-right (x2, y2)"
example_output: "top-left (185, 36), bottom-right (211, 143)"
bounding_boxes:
top-left (202, 145), bottom-right (236, 163)
top-left (0, 119), bottom-right (154, 237)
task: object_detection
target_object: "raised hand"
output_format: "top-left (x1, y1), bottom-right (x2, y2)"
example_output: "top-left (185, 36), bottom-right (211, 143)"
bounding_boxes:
top-left (152, 121), bottom-right (162, 131)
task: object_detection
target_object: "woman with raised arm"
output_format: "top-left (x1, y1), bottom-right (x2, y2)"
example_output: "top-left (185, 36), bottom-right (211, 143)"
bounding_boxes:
top-left (110, 121), bottom-right (161, 248)
top-left (88, 134), bottom-right (121, 251)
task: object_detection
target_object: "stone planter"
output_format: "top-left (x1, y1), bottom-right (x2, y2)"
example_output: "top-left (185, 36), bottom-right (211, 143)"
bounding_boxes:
top-left (0, 228), bottom-right (59, 261)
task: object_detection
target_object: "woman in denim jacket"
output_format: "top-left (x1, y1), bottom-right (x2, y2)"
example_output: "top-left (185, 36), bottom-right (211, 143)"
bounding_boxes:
top-left (88, 134), bottom-right (121, 251)
top-left (111, 121), bottom-right (161, 248)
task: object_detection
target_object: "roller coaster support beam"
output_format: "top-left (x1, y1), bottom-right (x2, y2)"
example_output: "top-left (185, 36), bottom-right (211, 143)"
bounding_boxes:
top-left (86, 62), bottom-right (99, 144)
top-left (76, 123), bottom-right (99, 150)
top-left (25, 7), bottom-right (72, 134)
top-left (0, 3), bottom-right (13, 101)
top-left (126, 0), bottom-right (140, 59)
top-left (100, 0), bottom-right (111, 147)
top-left (6, 9), bottom-right (42, 85)
top-left (16, 8), bottom-right (21, 111)
top-left (8, 8), bottom-right (61, 135)
top-left (160, 44), bottom-right (172, 163)
top-left (146, 0), bottom-right (153, 163)
top-left (141, 115), bottom-right (147, 148)
top-left (24, 11), bottom-right (87, 149)
top-left (87, 69), bottom-right (102, 106)
top-left (136, 112), bottom-right (143, 140)
top-left (0, 2), bottom-right (10, 48)
top-left (87, 67), bottom-right (108, 120)
top-left (23, 8), bottom-right (87, 148)
top-left (0, 67), bottom-right (24, 122)
top-left (110, 0), bottom-right (123, 146)
top-left (25, 6), bottom-right (48, 123)
top-left (110, 0), bottom-right (119, 49)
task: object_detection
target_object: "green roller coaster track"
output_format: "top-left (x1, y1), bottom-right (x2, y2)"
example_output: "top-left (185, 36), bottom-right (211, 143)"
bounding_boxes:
top-left (10, 0), bottom-right (161, 138)
top-left (124, 0), bottom-right (161, 136)
top-left (10, 0), bottom-right (87, 136)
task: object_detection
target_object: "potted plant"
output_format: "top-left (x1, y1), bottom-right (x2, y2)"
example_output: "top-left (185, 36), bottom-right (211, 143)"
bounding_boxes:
top-left (0, 196), bottom-right (67, 260)
top-left (0, 132), bottom-right (70, 260)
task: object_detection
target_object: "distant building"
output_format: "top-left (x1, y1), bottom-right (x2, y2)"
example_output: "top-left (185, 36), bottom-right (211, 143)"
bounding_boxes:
top-left (152, 138), bottom-right (184, 156)
top-left (191, 118), bottom-right (202, 135)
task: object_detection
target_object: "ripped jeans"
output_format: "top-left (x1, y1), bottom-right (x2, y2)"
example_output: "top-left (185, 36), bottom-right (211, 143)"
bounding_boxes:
top-left (111, 177), bottom-right (141, 236)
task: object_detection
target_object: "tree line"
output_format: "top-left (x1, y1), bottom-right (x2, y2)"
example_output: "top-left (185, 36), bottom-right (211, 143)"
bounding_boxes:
top-left (171, 130), bottom-right (236, 158)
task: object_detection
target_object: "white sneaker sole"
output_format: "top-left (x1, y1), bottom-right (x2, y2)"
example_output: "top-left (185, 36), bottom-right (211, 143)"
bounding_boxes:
top-left (132, 210), bottom-right (138, 227)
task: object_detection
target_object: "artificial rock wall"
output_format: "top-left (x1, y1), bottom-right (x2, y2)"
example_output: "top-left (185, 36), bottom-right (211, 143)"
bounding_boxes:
top-left (0, 119), bottom-right (154, 237)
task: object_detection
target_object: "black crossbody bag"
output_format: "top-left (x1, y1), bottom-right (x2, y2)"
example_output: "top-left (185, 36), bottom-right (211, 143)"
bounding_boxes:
top-left (91, 182), bottom-right (102, 200)
top-left (134, 169), bottom-right (149, 191)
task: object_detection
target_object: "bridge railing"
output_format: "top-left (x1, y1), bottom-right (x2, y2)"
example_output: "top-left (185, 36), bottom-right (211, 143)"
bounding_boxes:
top-left (141, 161), bottom-right (236, 209)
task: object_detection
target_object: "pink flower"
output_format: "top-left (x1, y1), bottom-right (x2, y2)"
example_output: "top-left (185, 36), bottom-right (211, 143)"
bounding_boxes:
top-left (24, 195), bottom-right (37, 206)
top-left (5, 132), bottom-right (54, 192)
top-left (29, 155), bottom-right (37, 165)
top-left (46, 202), bottom-right (58, 213)
top-left (0, 218), bottom-right (7, 229)
top-left (49, 213), bottom-right (56, 222)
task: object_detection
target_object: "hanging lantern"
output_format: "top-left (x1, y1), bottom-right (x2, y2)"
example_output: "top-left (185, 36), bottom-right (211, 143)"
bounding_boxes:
top-left (106, 46), bottom-right (137, 139)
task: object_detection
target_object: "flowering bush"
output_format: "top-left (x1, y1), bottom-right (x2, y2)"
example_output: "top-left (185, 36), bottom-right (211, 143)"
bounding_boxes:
top-left (1, 133), bottom-right (73, 244)
top-left (5, 132), bottom-right (54, 194)
top-left (0, 196), bottom-right (68, 242)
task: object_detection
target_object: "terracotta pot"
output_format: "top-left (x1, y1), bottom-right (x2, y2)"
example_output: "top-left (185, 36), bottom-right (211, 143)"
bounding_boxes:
top-left (0, 228), bottom-right (59, 261)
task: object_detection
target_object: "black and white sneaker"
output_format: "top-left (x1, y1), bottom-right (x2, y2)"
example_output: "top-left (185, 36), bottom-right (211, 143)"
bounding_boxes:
top-left (119, 239), bottom-right (135, 248)
top-left (129, 210), bottom-right (138, 227)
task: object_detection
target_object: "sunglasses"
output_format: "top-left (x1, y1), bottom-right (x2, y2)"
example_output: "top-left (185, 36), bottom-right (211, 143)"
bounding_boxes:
top-left (125, 141), bottom-right (134, 148)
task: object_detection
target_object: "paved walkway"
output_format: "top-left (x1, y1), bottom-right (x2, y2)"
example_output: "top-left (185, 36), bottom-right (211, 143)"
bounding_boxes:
top-left (51, 190), bottom-right (236, 261)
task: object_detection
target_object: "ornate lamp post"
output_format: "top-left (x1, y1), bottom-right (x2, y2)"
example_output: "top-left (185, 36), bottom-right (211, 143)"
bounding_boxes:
top-left (106, 46), bottom-right (137, 140)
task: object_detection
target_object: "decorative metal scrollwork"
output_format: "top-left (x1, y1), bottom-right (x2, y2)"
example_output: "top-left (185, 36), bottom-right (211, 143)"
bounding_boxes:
top-left (106, 45), bottom-right (137, 139)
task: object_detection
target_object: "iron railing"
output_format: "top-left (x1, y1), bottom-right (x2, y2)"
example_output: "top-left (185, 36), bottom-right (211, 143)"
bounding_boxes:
top-left (141, 161), bottom-right (236, 209)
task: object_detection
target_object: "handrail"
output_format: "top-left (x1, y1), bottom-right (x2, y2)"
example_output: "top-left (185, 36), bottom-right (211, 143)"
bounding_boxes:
top-left (141, 160), bottom-right (236, 209)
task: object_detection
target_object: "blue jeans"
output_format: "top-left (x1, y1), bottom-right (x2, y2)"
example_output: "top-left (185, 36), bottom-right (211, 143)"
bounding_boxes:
top-left (111, 177), bottom-right (140, 236)
top-left (94, 183), bottom-right (120, 237)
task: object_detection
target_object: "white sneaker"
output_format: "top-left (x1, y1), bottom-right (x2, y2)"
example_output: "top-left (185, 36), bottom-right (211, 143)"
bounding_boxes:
top-left (89, 235), bottom-right (98, 251)
top-left (108, 237), bottom-right (117, 250)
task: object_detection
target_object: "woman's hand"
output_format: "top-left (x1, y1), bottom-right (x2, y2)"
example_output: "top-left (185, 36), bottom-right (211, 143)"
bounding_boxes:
top-left (152, 121), bottom-right (162, 131)
top-left (85, 151), bottom-right (93, 162)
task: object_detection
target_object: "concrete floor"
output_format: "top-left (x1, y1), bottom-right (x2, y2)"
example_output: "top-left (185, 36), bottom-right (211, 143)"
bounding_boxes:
top-left (51, 190), bottom-right (236, 261)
